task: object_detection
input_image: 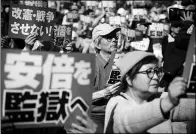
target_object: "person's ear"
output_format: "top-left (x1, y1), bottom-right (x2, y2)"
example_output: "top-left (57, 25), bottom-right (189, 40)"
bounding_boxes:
top-left (94, 37), bottom-right (101, 49)
top-left (125, 75), bottom-right (132, 86)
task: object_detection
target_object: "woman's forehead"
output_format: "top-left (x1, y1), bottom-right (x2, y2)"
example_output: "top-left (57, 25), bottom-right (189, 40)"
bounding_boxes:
top-left (139, 63), bottom-right (157, 71)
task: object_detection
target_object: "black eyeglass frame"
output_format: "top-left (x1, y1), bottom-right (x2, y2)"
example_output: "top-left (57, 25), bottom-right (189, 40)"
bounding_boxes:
top-left (137, 67), bottom-right (163, 79)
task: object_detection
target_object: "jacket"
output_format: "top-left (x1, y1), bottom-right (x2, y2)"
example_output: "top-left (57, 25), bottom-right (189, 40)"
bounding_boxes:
top-left (104, 92), bottom-right (195, 133)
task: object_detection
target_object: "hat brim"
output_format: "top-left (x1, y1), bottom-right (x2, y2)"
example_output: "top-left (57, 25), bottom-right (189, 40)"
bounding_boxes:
top-left (100, 27), bottom-right (121, 36)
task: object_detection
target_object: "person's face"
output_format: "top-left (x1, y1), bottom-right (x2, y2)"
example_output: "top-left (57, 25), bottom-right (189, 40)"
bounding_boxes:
top-left (99, 31), bottom-right (119, 53)
top-left (131, 63), bottom-right (161, 95)
top-left (171, 27), bottom-right (181, 34)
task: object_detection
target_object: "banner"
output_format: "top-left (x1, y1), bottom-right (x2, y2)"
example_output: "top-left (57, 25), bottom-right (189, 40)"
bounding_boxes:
top-left (132, 8), bottom-right (147, 21)
top-left (20, 0), bottom-right (48, 8)
top-left (106, 52), bottom-right (125, 85)
top-left (148, 23), bottom-right (164, 38)
top-left (53, 25), bottom-right (72, 48)
top-left (8, 4), bottom-right (56, 41)
top-left (1, 49), bottom-right (95, 129)
top-left (130, 38), bottom-right (150, 51)
top-left (183, 27), bottom-right (196, 94)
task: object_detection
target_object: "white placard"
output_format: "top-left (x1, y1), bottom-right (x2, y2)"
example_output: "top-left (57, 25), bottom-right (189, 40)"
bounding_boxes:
top-left (130, 38), bottom-right (150, 51)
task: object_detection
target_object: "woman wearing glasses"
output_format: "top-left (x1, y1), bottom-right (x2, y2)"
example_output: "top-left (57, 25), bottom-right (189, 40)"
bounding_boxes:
top-left (104, 51), bottom-right (195, 133)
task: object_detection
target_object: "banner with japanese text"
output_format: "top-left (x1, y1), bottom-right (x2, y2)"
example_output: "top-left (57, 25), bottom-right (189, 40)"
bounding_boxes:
top-left (8, 4), bottom-right (56, 41)
top-left (19, 0), bottom-right (48, 8)
top-left (106, 52), bottom-right (125, 86)
top-left (1, 49), bottom-right (95, 129)
top-left (148, 23), bottom-right (164, 38)
top-left (53, 25), bottom-right (72, 48)
top-left (132, 8), bottom-right (147, 21)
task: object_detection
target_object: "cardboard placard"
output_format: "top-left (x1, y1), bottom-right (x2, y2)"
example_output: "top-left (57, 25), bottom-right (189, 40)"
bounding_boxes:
top-left (132, 8), bottom-right (147, 21)
top-left (1, 49), bottom-right (95, 129)
top-left (53, 25), bottom-right (72, 47)
top-left (66, 12), bottom-right (79, 23)
top-left (130, 38), bottom-right (150, 51)
top-left (8, 4), bottom-right (56, 41)
top-left (20, 0), bottom-right (48, 8)
top-left (148, 23), bottom-right (164, 38)
top-left (102, 1), bottom-right (115, 8)
top-left (106, 52), bottom-right (125, 85)
top-left (80, 15), bottom-right (93, 24)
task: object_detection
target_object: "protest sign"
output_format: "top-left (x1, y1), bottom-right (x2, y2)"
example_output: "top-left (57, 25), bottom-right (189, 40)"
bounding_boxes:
top-left (8, 4), bottom-right (56, 41)
top-left (109, 16), bottom-right (127, 26)
top-left (183, 27), bottom-right (196, 94)
top-left (102, 1), bottom-right (115, 8)
top-left (1, 49), bottom-right (95, 129)
top-left (20, 0), bottom-right (48, 8)
top-left (106, 52), bottom-right (125, 85)
top-left (130, 38), bottom-right (150, 51)
top-left (67, 12), bottom-right (79, 23)
top-left (86, 1), bottom-right (98, 7)
top-left (132, 8), bottom-right (147, 21)
top-left (80, 15), bottom-right (93, 24)
top-left (53, 25), bottom-right (72, 48)
top-left (148, 23), bottom-right (164, 38)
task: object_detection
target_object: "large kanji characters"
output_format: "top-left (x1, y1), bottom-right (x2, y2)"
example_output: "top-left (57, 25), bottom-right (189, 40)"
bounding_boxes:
top-left (9, 5), bottom-right (55, 40)
top-left (12, 7), bottom-right (22, 19)
top-left (4, 52), bottom-right (42, 89)
top-left (2, 51), bottom-right (94, 127)
top-left (22, 9), bottom-right (33, 20)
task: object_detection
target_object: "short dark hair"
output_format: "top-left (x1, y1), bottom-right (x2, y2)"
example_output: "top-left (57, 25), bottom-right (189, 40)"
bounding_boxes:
top-left (121, 56), bottom-right (158, 91)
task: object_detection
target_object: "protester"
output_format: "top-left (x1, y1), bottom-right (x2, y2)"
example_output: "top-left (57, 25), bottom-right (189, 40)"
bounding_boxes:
top-left (90, 23), bottom-right (121, 133)
top-left (1, 0), bottom-right (195, 134)
top-left (104, 51), bottom-right (195, 133)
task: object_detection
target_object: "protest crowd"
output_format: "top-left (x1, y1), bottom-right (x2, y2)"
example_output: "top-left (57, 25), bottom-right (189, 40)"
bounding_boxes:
top-left (1, 0), bottom-right (196, 134)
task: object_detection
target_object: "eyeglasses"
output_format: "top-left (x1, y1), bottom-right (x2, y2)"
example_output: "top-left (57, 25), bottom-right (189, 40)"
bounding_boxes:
top-left (137, 67), bottom-right (163, 79)
top-left (102, 34), bottom-right (119, 42)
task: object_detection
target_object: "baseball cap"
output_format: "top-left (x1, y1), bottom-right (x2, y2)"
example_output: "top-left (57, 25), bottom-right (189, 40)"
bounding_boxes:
top-left (92, 23), bottom-right (121, 41)
top-left (116, 51), bottom-right (155, 81)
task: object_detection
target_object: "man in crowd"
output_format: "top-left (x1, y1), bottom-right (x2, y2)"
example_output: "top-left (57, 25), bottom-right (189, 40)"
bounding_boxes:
top-left (90, 23), bottom-right (121, 133)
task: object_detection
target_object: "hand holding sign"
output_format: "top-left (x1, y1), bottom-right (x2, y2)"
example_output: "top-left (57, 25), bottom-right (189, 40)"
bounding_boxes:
top-left (1, 116), bottom-right (15, 133)
top-left (24, 31), bottom-right (38, 50)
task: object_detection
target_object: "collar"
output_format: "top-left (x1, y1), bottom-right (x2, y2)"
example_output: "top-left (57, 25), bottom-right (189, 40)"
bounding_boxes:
top-left (96, 54), bottom-right (110, 68)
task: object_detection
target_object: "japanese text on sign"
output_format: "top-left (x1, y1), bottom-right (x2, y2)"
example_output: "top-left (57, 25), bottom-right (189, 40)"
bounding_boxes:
top-left (148, 23), bottom-right (164, 38)
top-left (9, 4), bottom-right (55, 41)
top-left (1, 50), bottom-right (95, 128)
top-left (107, 53), bottom-right (125, 85)
top-left (20, 0), bottom-right (48, 8)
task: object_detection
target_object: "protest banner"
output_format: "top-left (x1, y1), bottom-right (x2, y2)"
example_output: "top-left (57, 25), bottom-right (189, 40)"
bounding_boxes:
top-left (106, 52), bottom-right (125, 86)
top-left (148, 23), bottom-right (164, 38)
top-left (1, 49), bottom-right (95, 129)
top-left (130, 38), bottom-right (150, 51)
top-left (132, 8), bottom-right (147, 21)
top-left (183, 26), bottom-right (196, 95)
top-left (20, 0), bottom-right (48, 8)
top-left (8, 4), bottom-right (56, 41)
top-left (53, 25), bottom-right (73, 48)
